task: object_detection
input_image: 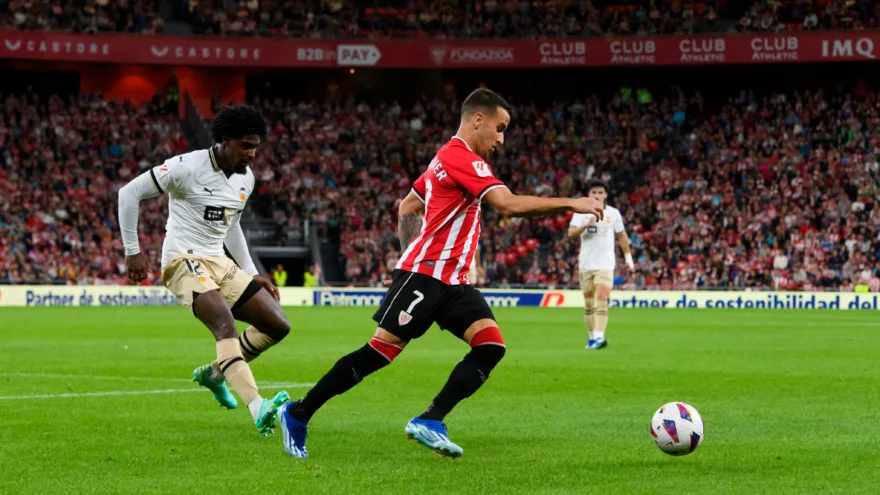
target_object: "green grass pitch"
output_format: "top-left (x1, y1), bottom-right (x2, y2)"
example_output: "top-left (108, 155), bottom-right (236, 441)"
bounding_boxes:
top-left (1, 307), bottom-right (879, 494)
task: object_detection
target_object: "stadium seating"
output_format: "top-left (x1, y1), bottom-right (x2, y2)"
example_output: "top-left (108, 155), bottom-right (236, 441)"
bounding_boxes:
top-left (0, 92), bottom-right (183, 285)
top-left (0, 0), bottom-right (164, 33)
top-left (2, 87), bottom-right (879, 291)
top-left (172, 0), bottom-right (880, 39)
top-left (249, 88), bottom-right (880, 290)
top-left (4, 1), bottom-right (877, 38)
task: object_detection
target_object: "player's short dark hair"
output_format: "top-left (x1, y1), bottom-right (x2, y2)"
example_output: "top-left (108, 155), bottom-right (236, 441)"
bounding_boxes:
top-left (210, 104), bottom-right (267, 143)
top-left (461, 88), bottom-right (513, 118)
top-left (586, 179), bottom-right (609, 194)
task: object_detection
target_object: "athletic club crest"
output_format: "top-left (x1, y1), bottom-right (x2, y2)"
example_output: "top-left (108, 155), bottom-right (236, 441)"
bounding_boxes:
top-left (431, 46), bottom-right (447, 65)
top-left (398, 310), bottom-right (413, 326)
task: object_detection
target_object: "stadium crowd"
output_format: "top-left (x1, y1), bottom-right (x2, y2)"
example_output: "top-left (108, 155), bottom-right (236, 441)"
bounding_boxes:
top-left (3, 1), bottom-right (877, 38)
top-left (247, 85), bottom-right (880, 291)
top-left (173, 0), bottom-right (880, 38)
top-left (2, 85), bottom-right (880, 291)
top-left (0, 92), bottom-right (184, 285)
top-left (171, 0), bottom-right (880, 38)
top-left (0, 0), bottom-right (163, 34)
top-left (168, 0), bottom-right (880, 39)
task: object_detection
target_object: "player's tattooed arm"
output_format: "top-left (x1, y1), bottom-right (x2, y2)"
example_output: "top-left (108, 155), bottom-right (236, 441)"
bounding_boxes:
top-left (398, 191), bottom-right (425, 249)
top-left (398, 212), bottom-right (423, 249)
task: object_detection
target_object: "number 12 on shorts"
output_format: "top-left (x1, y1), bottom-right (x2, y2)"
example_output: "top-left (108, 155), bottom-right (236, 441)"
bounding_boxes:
top-left (398, 290), bottom-right (424, 327)
top-left (184, 259), bottom-right (207, 282)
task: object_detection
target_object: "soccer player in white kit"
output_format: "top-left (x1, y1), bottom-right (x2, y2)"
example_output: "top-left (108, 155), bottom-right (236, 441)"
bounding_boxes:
top-left (117, 105), bottom-right (291, 434)
top-left (568, 180), bottom-right (634, 349)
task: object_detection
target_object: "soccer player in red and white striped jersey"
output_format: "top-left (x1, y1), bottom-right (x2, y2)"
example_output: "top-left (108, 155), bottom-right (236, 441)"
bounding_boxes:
top-left (394, 137), bottom-right (504, 285)
top-left (279, 88), bottom-right (605, 459)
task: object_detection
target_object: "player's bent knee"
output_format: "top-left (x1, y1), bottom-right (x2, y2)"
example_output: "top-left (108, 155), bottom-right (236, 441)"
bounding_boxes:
top-left (263, 314), bottom-right (291, 341)
top-left (478, 344), bottom-right (506, 368)
top-left (211, 320), bottom-right (238, 341)
top-left (373, 327), bottom-right (407, 347)
top-left (368, 337), bottom-right (404, 362)
top-left (469, 326), bottom-right (505, 353)
top-left (468, 326), bottom-right (506, 370)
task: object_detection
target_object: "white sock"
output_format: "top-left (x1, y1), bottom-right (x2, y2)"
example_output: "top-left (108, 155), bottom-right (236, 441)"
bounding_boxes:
top-left (247, 396), bottom-right (263, 420)
top-left (588, 330), bottom-right (596, 340)
top-left (594, 329), bottom-right (605, 340)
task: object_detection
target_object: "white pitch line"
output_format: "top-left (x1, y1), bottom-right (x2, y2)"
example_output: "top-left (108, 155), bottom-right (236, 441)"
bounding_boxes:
top-left (0, 383), bottom-right (313, 401)
top-left (260, 381), bottom-right (307, 388)
top-left (0, 372), bottom-right (193, 382)
top-left (0, 373), bottom-right (310, 389)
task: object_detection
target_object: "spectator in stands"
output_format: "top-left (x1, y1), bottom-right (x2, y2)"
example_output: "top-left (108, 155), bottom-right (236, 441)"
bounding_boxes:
top-left (273, 263), bottom-right (288, 287)
top-left (303, 264), bottom-right (319, 287)
top-left (0, 0), bottom-right (163, 34)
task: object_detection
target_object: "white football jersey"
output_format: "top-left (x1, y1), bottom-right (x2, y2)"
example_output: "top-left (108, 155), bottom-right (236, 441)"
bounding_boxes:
top-left (149, 148), bottom-right (255, 271)
top-left (570, 205), bottom-right (625, 271)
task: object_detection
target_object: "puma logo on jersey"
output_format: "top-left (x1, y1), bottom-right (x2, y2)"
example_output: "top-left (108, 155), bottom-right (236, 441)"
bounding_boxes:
top-left (204, 187), bottom-right (216, 196)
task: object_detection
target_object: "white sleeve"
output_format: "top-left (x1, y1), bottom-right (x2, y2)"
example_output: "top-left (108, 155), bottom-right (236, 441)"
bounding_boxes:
top-left (118, 171), bottom-right (163, 256)
top-left (224, 214), bottom-right (259, 276)
top-left (613, 211), bottom-right (625, 234)
top-left (149, 160), bottom-right (186, 195)
top-left (570, 213), bottom-right (593, 228)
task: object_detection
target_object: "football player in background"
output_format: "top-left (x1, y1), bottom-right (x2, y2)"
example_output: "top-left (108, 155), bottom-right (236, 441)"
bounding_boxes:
top-left (568, 180), bottom-right (635, 349)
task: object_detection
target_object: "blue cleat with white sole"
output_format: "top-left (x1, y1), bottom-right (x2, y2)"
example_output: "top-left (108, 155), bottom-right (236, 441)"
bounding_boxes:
top-left (589, 337), bottom-right (608, 349)
top-left (405, 417), bottom-right (463, 458)
top-left (279, 402), bottom-right (309, 458)
top-left (586, 339), bottom-right (596, 350)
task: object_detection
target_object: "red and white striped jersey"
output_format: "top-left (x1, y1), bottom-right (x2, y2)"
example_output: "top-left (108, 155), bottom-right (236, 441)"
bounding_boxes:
top-left (396, 137), bottom-right (505, 285)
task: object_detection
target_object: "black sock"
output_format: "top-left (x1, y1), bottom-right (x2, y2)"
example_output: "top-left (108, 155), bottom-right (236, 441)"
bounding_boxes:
top-left (290, 344), bottom-right (390, 422)
top-left (419, 344), bottom-right (506, 422)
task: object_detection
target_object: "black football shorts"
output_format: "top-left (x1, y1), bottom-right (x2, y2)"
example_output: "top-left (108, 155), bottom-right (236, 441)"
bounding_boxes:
top-left (372, 269), bottom-right (496, 342)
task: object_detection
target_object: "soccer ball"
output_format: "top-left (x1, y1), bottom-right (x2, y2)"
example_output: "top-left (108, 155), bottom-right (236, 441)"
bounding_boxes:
top-left (650, 402), bottom-right (704, 456)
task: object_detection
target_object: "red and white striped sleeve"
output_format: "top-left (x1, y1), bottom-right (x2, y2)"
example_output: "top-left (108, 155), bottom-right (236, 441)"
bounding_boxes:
top-left (442, 148), bottom-right (505, 200)
top-left (412, 173), bottom-right (427, 203)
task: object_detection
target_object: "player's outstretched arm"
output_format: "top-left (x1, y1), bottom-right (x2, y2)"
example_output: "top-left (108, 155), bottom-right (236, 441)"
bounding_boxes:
top-left (398, 191), bottom-right (425, 250)
top-left (483, 187), bottom-right (604, 220)
top-left (118, 171), bottom-right (163, 282)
